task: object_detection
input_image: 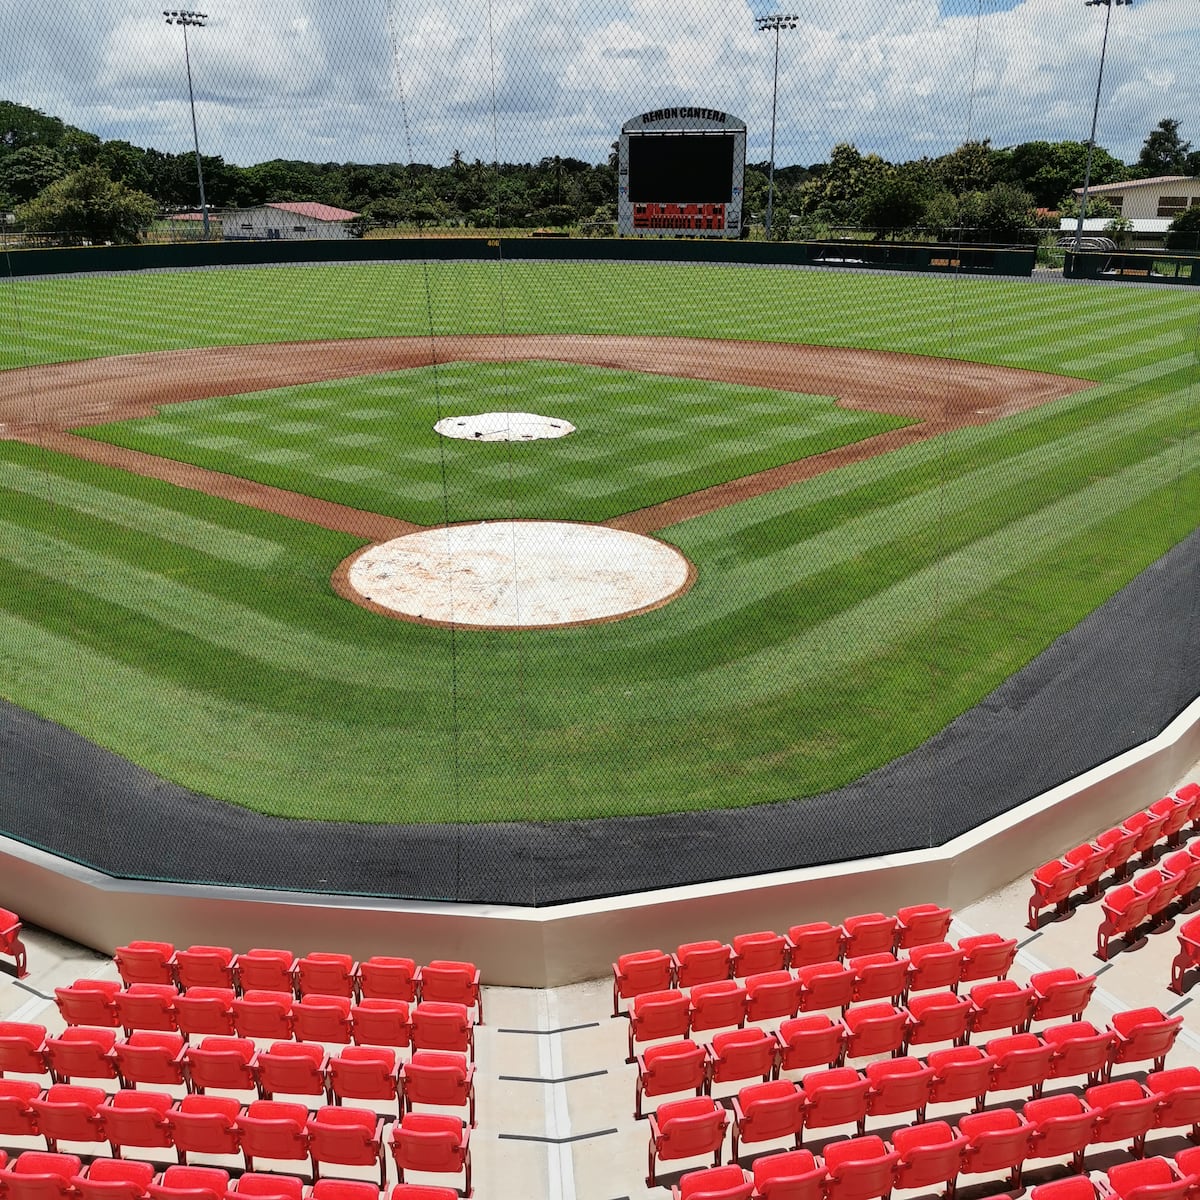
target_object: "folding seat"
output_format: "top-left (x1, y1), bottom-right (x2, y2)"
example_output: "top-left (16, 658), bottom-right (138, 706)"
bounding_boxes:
top-left (926, 1046), bottom-right (995, 1112)
top-left (306, 1106), bottom-right (386, 1187)
top-left (357, 957), bottom-right (419, 1004)
top-left (1176, 782), bottom-right (1200, 827)
top-left (956, 934), bottom-right (1017, 984)
top-left (1175, 1146), bottom-right (1200, 1182)
top-left (182, 1039), bottom-right (257, 1095)
top-left (1098, 826), bottom-right (1142, 883)
top-left (895, 904), bottom-right (953, 951)
top-left (840, 1004), bottom-right (906, 1064)
top-left (689, 981), bottom-right (748, 1036)
top-left (903, 943), bottom-right (964, 999)
top-left (409, 1003), bottom-right (474, 1063)
top-left (1133, 870), bottom-right (1181, 933)
top-left (174, 950), bottom-right (235, 993)
top-left (387, 1186), bottom-right (460, 1200)
top-left (233, 952), bottom-right (296, 997)
top-left (1162, 851), bottom-right (1200, 907)
top-left (0, 1151), bottom-right (83, 1200)
top-left (731, 932), bottom-right (787, 979)
top-left (400, 1052), bottom-right (475, 1128)
top-left (796, 962), bottom-right (855, 1014)
top-left (116, 988), bottom-right (181, 1037)
top-left (226, 1174), bottom-right (304, 1200)
top-left (958, 1108), bottom-right (1035, 1189)
top-left (986, 1033), bottom-right (1054, 1101)
top-left (902, 991), bottom-right (971, 1052)
top-left (798, 1067), bottom-right (869, 1141)
top-left (56, 980), bottom-right (122, 1028)
top-left (1107, 1009), bottom-right (1184, 1079)
top-left (0, 909), bottom-right (29, 979)
top-left (840, 915), bottom-right (898, 960)
top-left (31, 1084), bottom-right (109, 1152)
top-left (147, 1165), bottom-right (229, 1200)
top-left (1099, 1158), bottom-right (1194, 1200)
top-left (293, 997), bottom-right (353, 1045)
top-left (1024, 1094), bottom-right (1098, 1173)
top-left (672, 1164), bottom-right (753, 1200)
top-left (234, 1101), bottom-right (310, 1174)
top-left (612, 950), bottom-right (673, 1017)
top-left (1028, 968), bottom-right (1098, 1028)
top-left (822, 1134), bottom-right (899, 1200)
top-left (96, 1089), bottom-right (174, 1159)
top-left (1098, 885), bottom-right (1154, 962)
top-left (231, 993), bottom-right (293, 1042)
top-left (296, 955), bottom-right (357, 1001)
top-left (114, 945), bottom-right (177, 989)
top-left (0, 1023), bottom-right (49, 1078)
top-left (1028, 860), bottom-right (1084, 930)
top-left (1064, 842), bottom-right (1115, 901)
top-left (256, 1043), bottom-right (329, 1104)
top-left (1171, 915), bottom-right (1200, 995)
top-left (749, 1149), bottom-right (826, 1200)
top-left (846, 955), bottom-right (908, 1007)
top-left (1086, 1079), bottom-right (1158, 1156)
top-left (114, 1033), bottom-right (187, 1090)
top-left (963, 980), bottom-right (1035, 1041)
top-left (673, 942), bottom-right (734, 990)
top-left (729, 1080), bottom-right (804, 1164)
top-left (627, 990), bottom-right (691, 1062)
top-left (388, 1112), bottom-right (470, 1195)
top-left (174, 991), bottom-right (237, 1041)
top-left (636, 1042), bottom-right (711, 1120)
top-left (785, 923), bottom-right (844, 969)
top-left (1124, 809), bottom-right (1171, 864)
top-left (644, 1096), bottom-right (726, 1188)
top-left (1043, 1021), bottom-right (1114, 1087)
top-left (1032, 1177), bottom-right (1102, 1200)
top-left (0, 1079), bottom-right (43, 1140)
top-left (861, 1057), bottom-right (933, 1131)
top-left (350, 1000), bottom-right (411, 1050)
top-left (708, 1029), bottom-right (775, 1096)
top-left (72, 1156), bottom-right (156, 1200)
top-left (774, 1015), bottom-right (845, 1076)
top-left (892, 1121), bottom-right (968, 1200)
top-left (744, 971), bottom-right (803, 1024)
top-left (308, 1183), bottom-right (379, 1200)
top-left (165, 1094), bottom-right (241, 1164)
top-left (1150, 796), bottom-right (1194, 848)
top-left (1146, 1066), bottom-right (1200, 1142)
top-left (329, 1047), bottom-right (401, 1118)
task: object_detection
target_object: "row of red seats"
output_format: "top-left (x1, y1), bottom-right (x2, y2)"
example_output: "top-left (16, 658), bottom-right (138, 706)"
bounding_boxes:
top-left (634, 1007), bottom-right (1179, 1121)
top-left (613, 906), bottom-right (957, 1016)
top-left (46, 988), bottom-right (473, 1057)
top-left (0, 1089), bottom-right (469, 1194)
top-left (1098, 845), bottom-right (1200, 961)
top-left (627, 969), bottom-right (1098, 1061)
top-left (109, 949), bottom-right (480, 1021)
top-left (0, 1034), bottom-right (474, 1124)
top-left (0, 910), bottom-right (27, 981)
top-left (668, 1146), bottom-right (1200, 1200)
top-left (1029, 783), bottom-right (1200, 930)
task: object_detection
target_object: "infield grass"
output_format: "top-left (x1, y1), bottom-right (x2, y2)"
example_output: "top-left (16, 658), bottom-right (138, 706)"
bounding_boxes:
top-left (1, 260), bottom-right (1198, 824)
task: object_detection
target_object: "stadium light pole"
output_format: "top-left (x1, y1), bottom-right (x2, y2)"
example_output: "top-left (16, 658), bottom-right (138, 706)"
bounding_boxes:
top-left (1073, 0), bottom-right (1131, 252)
top-left (755, 13), bottom-right (798, 241)
top-left (164, 10), bottom-right (210, 240)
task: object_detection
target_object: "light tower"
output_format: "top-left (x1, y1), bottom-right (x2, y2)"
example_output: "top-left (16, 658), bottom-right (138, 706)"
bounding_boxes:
top-left (755, 13), bottom-right (798, 241)
top-left (164, 10), bottom-right (210, 240)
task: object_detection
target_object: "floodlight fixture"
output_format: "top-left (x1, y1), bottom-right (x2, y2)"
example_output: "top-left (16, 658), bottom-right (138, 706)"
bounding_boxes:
top-left (164, 9), bottom-right (210, 238)
top-left (755, 13), bottom-right (799, 240)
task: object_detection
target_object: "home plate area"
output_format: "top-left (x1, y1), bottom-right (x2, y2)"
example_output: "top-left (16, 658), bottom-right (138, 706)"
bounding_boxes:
top-left (342, 520), bottom-right (693, 629)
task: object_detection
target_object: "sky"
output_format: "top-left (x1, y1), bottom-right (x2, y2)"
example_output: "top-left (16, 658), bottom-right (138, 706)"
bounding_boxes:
top-left (1, 0), bottom-right (1197, 170)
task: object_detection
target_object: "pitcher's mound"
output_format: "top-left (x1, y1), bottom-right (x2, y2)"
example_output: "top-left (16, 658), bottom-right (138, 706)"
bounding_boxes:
top-left (434, 412), bottom-right (575, 441)
top-left (340, 520), bottom-right (693, 629)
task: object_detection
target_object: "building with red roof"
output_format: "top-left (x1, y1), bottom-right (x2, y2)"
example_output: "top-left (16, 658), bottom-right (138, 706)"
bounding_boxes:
top-left (219, 201), bottom-right (361, 241)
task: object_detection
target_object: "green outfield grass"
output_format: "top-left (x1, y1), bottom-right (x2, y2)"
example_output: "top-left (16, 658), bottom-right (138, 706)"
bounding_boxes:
top-left (0, 260), bottom-right (1198, 823)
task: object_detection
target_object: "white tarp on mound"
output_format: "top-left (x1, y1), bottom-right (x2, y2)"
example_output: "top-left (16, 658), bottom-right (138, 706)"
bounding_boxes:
top-left (434, 412), bottom-right (575, 441)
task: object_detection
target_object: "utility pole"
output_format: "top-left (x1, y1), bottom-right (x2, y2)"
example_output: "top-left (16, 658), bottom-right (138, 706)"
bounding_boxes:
top-left (164, 10), bottom-right (210, 239)
top-left (755, 13), bottom-right (798, 241)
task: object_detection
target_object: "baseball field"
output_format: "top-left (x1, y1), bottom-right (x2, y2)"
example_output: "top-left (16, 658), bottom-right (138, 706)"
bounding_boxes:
top-left (0, 259), bottom-right (1197, 826)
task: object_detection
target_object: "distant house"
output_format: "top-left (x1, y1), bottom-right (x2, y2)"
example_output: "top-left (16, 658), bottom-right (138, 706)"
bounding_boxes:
top-left (1060, 175), bottom-right (1200, 245)
top-left (219, 201), bottom-right (361, 241)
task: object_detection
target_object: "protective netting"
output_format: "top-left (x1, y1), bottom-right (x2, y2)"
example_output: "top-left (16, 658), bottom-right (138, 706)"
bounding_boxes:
top-left (1, 1), bottom-right (1200, 904)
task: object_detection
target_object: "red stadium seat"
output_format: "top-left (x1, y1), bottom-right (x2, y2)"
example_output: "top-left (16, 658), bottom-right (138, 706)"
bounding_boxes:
top-left (799, 1067), bottom-right (869, 1141)
top-left (233, 952), bottom-right (295, 997)
top-left (1044, 1020), bottom-right (1114, 1087)
top-left (750, 1148), bottom-right (825, 1200)
top-left (56, 980), bottom-right (122, 1029)
top-left (1107, 1009), bottom-right (1184, 1079)
top-left (964, 980), bottom-right (1035, 1040)
top-left (1032, 1177), bottom-right (1101, 1200)
top-left (822, 1134), bottom-right (899, 1200)
top-left (689, 981), bottom-right (748, 1036)
top-left (293, 997), bottom-right (353, 1045)
top-left (0, 1079), bottom-right (45, 1139)
top-left (958, 1108), bottom-right (1035, 1189)
top-left (400, 1052), bottom-right (475, 1127)
top-left (1162, 850), bottom-right (1200, 904)
top-left (840, 914), bottom-right (898, 960)
top-left (45, 1028), bottom-right (120, 1086)
top-left (1064, 842), bottom-right (1114, 900)
top-left (673, 942), bottom-right (734, 990)
top-left (386, 1187), bottom-right (459, 1200)
top-left (165, 1094), bottom-right (241, 1163)
top-left (97, 1089), bottom-right (174, 1158)
top-left (1098, 885), bottom-right (1153, 962)
top-left (32, 1084), bottom-right (109, 1152)
top-left (174, 991), bottom-right (237, 1042)
top-left (409, 1004), bottom-right (474, 1063)
top-left (0, 1023), bottom-right (49, 1079)
top-left (231, 993), bottom-right (293, 1042)
top-left (1124, 810), bottom-right (1170, 864)
top-left (306, 1107), bottom-right (386, 1187)
top-left (1024, 1094), bottom-right (1097, 1173)
top-left (114, 945), bottom-right (177, 989)
top-left (645, 1097), bottom-right (727, 1188)
top-left (115, 988), bottom-right (180, 1037)
top-left (956, 934), bottom-right (1017, 984)
top-left (895, 904), bottom-right (952, 950)
top-left (296, 955), bottom-right (357, 1001)
top-left (862, 1057), bottom-right (933, 1131)
top-left (182, 1038), bottom-right (257, 1095)
top-left (1028, 860), bottom-right (1084, 930)
top-left (774, 1015), bottom-right (845, 1076)
top-left (1097, 827), bottom-right (1141, 883)
top-left (707, 1029), bottom-right (775, 1096)
top-left (256, 1043), bottom-right (329, 1104)
top-left (731, 932), bottom-right (787, 979)
top-left (1151, 795), bottom-right (1194, 848)
top-left (730, 1080), bottom-right (804, 1164)
top-left (627, 990), bottom-right (690, 1061)
top-left (307, 1182), bottom-right (378, 1200)
top-left (744, 971), bottom-right (802, 1023)
top-left (672, 1165), bottom-right (753, 1200)
top-left (796, 963), bottom-right (855, 1014)
top-left (612, 950), bottom-right (673, 1017)
top-left (840, 1004), bottom-right (906, 1063)
top-left (0, 1151), bottom-right (83, 1200)
top-left (902, 991), bottom-right (971, 1052)
top-left (1086, 1079), bottom-right (1158, 1156)
top-left (226, 1173), bottom-right (304, 1200)
top-left (72, 1157), bottom-right (155, 1200)
top-left (891, 1120), bottom-right (967, 1199)
top-left (1029, 968), bottom-right (1097, 1027)
top-left (635, 1040), bottom-right (709, 1120)
top-left (0, 910), bottom-right (29, 980)
top-left (357, 958), bottom-right (418, 1004)
top-left (1133, 869), bottom-right (1180, 933)
top-left (926, 1045), bottom-right (995, 1112)
top-left (785, 923), bottom-right (843, 969)
top-left (114, 1033), bottom-right (187, 1089)
top-left (349, 1001), bottom-right (410, 1050)
top-left (903, 942), bottom-right (964, 998)
top-left (329, 1047), bottom-right (401, 1117)
top-left (388, 1113), bottom-right (470, 1196)
top-left (234, 1101), bottom-right (309, 1174)
top-left (986, 1033), bottom-right (1054, 1100)
top-left (1170, 915), bottom-right (1200, 995)
top-left (174, 950), bottom-right (235, 993)
top-left (846, 954), bottom-right (908, 1007)
top-left (147, 1165), bottom-right (229, 1200)
top-left (1099, 1157), bottom-right (1193, 1200)
top-left (1147, 1066), bottom-right (1200, 1142)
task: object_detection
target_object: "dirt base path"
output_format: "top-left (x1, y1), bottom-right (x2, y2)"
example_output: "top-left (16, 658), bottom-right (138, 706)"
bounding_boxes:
top-left (0, 336), bottom-right (1092, 537)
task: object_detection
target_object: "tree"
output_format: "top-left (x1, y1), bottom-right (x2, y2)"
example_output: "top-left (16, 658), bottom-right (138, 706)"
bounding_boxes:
top-left (1137, 118), bottom-right (1192, 176)
top-left (995, 140), bottom-right (1126, 209)
top-left (1165, 205), bottom-right (1200, 252)
top-left (858, 167), bottom-right (931, 238)
top-left (0, 145), bottom-right (68, 206)
top-left (16, 165), bottom-right (157, 244)
top-left (975, 182), bottom-right (1036, 242)
top-left (935, 139), bottom-right (995, 196)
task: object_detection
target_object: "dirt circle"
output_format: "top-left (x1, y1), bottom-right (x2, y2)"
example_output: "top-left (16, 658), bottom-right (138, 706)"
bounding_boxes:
top-left (339, 521), bottom-right (694, 629)
top-left (434, 412), bottom-right (576, 441)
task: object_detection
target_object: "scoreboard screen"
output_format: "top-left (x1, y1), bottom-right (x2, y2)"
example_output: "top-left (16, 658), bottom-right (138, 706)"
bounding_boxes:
top-left (627, 134), bottom-right (736, 204)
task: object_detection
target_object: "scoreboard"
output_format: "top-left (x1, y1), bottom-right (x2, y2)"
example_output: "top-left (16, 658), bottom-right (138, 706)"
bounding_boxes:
top-left (618, 107), bottom-right (747, 239)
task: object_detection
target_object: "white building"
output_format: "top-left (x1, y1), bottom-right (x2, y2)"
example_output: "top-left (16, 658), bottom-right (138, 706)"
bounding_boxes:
top-left (1060, 175), bottom-right (1200, 244)
top-left (219, 201), bottom-right (360, 241)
